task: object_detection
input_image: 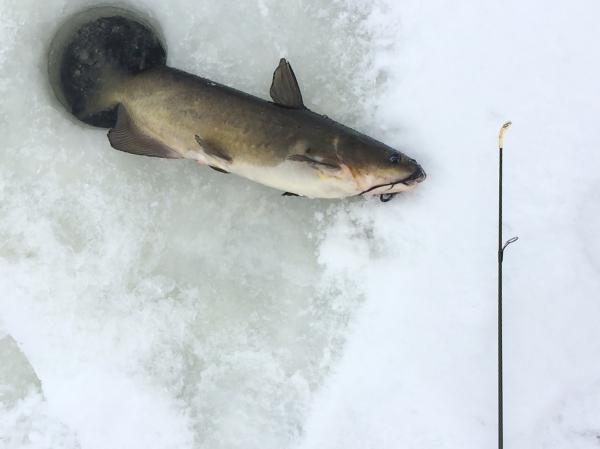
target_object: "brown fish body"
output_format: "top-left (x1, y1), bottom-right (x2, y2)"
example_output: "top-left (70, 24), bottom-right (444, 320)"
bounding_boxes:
top-left (104, 65), bottom-right (424, 198)
top-left (49, 8), bottom-right (425, 199)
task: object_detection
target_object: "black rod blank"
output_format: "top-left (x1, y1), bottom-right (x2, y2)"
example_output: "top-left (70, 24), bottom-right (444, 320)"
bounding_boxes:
top-left (497, 121), bottom-right (518, 449)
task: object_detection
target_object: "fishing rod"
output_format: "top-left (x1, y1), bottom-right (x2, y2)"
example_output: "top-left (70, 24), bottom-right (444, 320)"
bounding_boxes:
top-left (497, 121), bottom-right (518, 449)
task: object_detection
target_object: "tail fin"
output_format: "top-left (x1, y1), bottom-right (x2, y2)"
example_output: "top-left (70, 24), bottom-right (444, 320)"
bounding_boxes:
top-left (48, 7), bottom-right (166, 128)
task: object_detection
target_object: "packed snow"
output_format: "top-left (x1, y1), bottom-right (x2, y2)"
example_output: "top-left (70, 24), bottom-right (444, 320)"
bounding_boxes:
top-left (1, 0), bottom-right (599, 448)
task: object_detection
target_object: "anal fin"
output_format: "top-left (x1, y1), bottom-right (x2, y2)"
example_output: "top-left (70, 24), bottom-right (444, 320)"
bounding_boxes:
top-left (108, 105), bottom-right (181, 159)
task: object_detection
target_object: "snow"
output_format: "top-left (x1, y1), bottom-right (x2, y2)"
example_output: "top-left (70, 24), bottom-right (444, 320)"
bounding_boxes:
top-left (1, 0), bottom-right (600, 448)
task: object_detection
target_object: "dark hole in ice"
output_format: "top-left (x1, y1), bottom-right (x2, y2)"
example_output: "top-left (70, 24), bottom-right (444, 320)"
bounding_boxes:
top-left (48, 7), bottom-right (166, 128)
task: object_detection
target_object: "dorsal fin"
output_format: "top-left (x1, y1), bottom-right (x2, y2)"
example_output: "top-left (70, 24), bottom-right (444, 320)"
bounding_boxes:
top-left (107, 105), bottom-right (181, 159)
top-left (270, 58), bottom-right (305, 109)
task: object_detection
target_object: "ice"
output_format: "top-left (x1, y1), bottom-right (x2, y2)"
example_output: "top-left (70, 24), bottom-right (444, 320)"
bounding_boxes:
top-left (2, 0), bottom-right (600, 448)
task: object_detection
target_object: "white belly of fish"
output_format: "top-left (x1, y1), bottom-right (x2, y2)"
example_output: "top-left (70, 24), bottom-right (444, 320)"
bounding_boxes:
top-left (232, 160), bottom-right (358, 199)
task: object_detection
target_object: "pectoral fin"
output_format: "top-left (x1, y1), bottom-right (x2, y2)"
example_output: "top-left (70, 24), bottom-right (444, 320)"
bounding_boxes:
top-left (195, 135), bottom-right (232, 163)
top-left (287, 154), bottom-right (341, 171)
top-left (270, 58), bottom-right (305, 109)
top-left (209, 165), bottom-right (229, 174)
top-left (108, 105), bottom-right (181, 159)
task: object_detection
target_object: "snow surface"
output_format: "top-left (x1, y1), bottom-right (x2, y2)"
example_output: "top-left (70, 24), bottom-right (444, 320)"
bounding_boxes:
top-left (1, 0), bottom-right (600, 448)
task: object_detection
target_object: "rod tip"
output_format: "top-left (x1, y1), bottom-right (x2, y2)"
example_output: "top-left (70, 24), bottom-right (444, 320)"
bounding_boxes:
top-left (498, 121), bottom-right (512, 149)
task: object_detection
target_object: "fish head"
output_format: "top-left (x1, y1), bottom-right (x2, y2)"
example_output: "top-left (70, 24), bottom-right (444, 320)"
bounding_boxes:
top-left (338, 135), bottom-right (426, 196)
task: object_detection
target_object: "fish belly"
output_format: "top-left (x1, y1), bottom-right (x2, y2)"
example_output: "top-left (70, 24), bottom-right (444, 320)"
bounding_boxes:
top-left (232, 161), bottom-right (357, 198)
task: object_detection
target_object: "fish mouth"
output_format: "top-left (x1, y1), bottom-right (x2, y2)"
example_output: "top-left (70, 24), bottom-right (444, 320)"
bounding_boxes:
top-left (359, 165), bottom-right (427, 196)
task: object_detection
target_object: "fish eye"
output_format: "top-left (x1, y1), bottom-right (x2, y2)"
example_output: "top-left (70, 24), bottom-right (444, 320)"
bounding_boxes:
top-left (389, 154), bottom-right (401, 164)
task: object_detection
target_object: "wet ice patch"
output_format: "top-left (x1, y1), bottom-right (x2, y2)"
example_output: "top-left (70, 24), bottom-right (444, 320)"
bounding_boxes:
top-left (0, 336), bottom-right (41, 407)
top-left (0, 336), bottom-right (77, 449)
